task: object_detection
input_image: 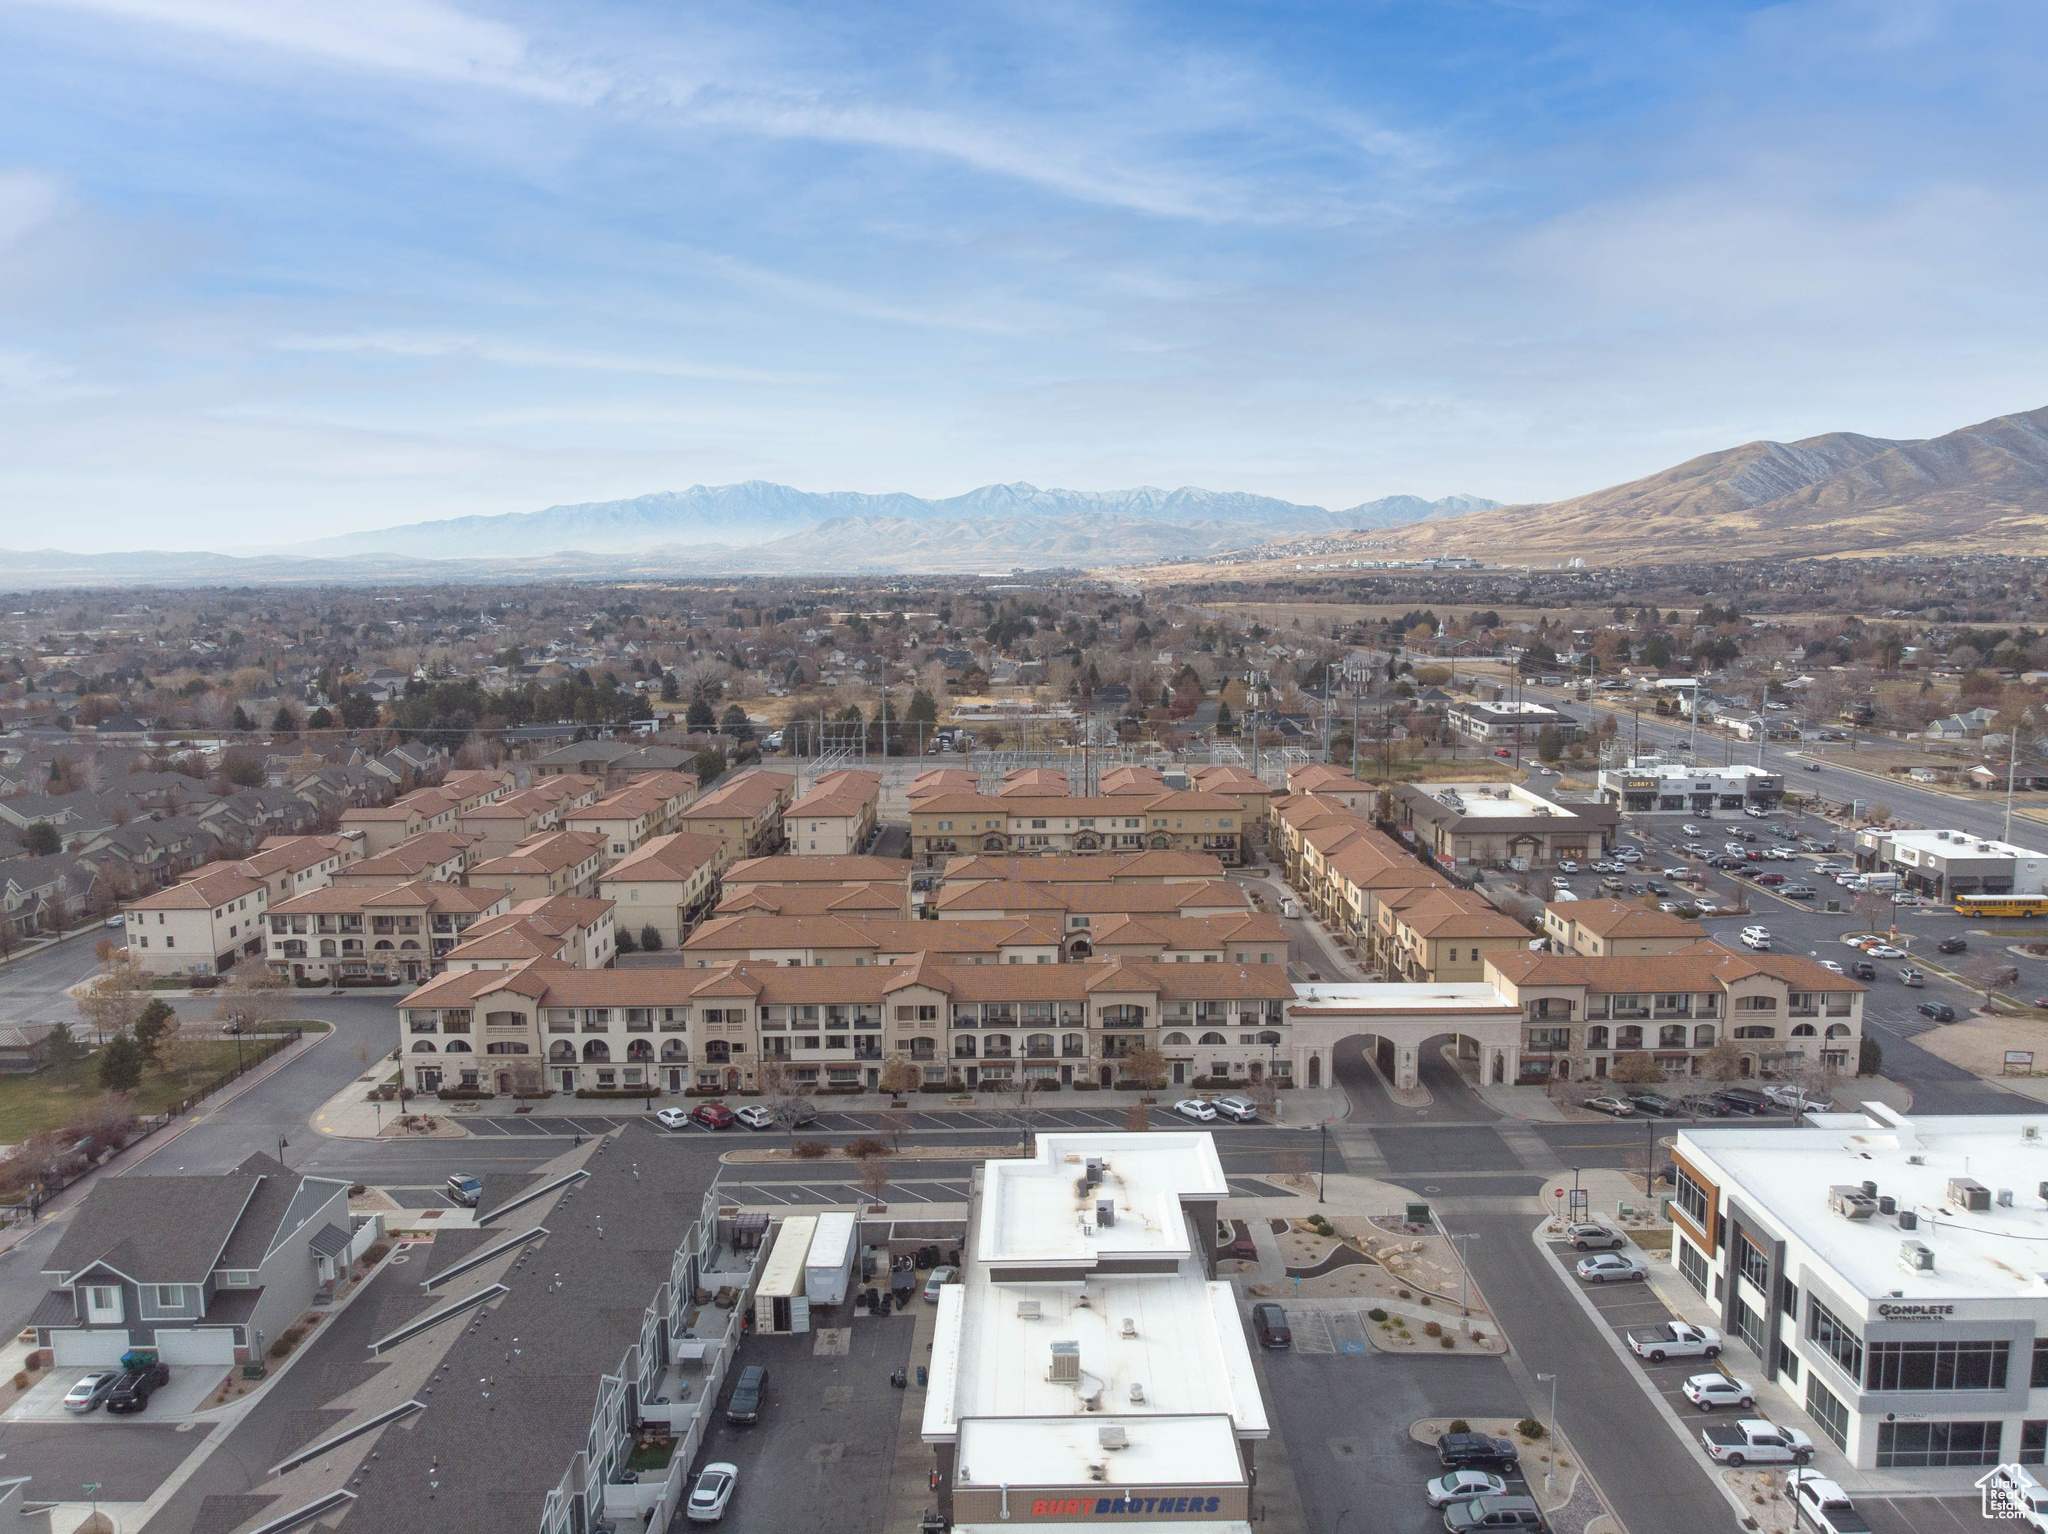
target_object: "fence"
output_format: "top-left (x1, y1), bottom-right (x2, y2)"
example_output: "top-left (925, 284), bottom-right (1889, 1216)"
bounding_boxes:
top-left (0, 1026), bottom-right (305, 1217)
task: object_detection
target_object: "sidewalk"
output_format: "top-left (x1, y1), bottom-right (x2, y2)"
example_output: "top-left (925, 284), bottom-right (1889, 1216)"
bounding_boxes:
top-left (0, 1026), bottom-right (326, 1260)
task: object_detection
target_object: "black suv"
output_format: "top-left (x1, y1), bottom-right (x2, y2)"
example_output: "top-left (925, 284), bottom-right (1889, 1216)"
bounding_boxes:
top-left (725, 1364), bottom-right (767, 1424)
top-left (1918, 1001), bottom-right (1958, 1024)
top-left (106, 1361), bottom-right (170, 1414)
top-left (1251, 1302), bottom-right (1292, 1350)
top-left (1936, 937), bottom-right (1968, 955)
top-left (1437, 1432), bottom-right (1520, 1471)
top-left (1628, 1095), bottom-right (1679, 1118)
top-left (1712, 1088), bottom-right (1771, 1116)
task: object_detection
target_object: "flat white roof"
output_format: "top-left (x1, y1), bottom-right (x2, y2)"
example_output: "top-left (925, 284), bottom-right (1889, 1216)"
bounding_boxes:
top-left (1681, 1109), bottom-right (2048, 1305)
top-left (1886, 829), bottom-right (2045, 860)
top-left (926, 1132), bottom-right (1268, 1485)
top-left (1289, 981), bottom-right (1515, 1015)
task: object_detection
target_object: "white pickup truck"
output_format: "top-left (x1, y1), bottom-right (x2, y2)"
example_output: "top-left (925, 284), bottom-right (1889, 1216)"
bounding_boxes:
top-left (1627, 1321), bottom-right (1722, 1361)
top-left (1701, 1418), bottom-right (1814, 1467)
top-left (1785, 1470), bottom-right (1872, 1534)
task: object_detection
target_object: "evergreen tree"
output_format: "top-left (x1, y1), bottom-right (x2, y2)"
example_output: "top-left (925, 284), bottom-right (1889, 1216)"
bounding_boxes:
top-left (133, 998), bottom-right (177, 1066)
top-left (97, 1032), bottom-right (145, 1093)
top-left (231, 705), bottom-right (254, 732)
top-left (271, 704), bottom-right (298, 734)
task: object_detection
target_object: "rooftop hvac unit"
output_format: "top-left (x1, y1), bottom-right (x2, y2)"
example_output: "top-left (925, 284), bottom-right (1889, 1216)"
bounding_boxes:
top-left (1085, 1159), bottom-right (1106, 1187)
top-left (1099, 1426), bottom-right (1129, 1451)
top-left (1016, 1300), bottom-right (1042, 1321)
top-left (1901, 1241), bottom-right (1936, 1273)
top-left (2026, 1126), bottom-right (2041, 1143)
top-left (1129, 1383), bottom-right (1146, 1404)
top-left (1049, 1341), bottom-right (1081, 1384)
top-left (1088, 1464), bottom-right (1108, 1483)
top-left (2000, 1189), bottom-right (2016, 1207)
top-left (1948, 1177), bottom-right (1992, 1212)
top-left (1828, 1185), bottom-right (1878, 1221)
top-left (1898, 1210), bottom-right (1919, 1231)
top-left (1877, 1196), bottom-right (1896, 1216)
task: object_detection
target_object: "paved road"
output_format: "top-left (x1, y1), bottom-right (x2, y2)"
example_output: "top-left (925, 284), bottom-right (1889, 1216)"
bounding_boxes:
top-left (0, 929), bottom-right (107, 1026)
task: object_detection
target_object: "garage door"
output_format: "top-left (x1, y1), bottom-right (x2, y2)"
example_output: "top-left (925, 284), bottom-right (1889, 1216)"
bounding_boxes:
top-left (152, 1328), bottom-right (236, 1365)
top-left (51, 1331), bottom-right (130, 1367)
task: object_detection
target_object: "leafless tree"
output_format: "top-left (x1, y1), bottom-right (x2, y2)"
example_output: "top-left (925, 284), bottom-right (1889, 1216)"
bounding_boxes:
top-left (857, 1154), bottom-right (891, 1207)
top-left (76, 951), bottom-right (149, 1042)
top-left (212, 965), bottom-right (294, 1035)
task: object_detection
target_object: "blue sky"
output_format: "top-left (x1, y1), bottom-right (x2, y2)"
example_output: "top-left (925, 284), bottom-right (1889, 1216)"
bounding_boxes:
top-left (1, 0), bottom-right (2043, 551)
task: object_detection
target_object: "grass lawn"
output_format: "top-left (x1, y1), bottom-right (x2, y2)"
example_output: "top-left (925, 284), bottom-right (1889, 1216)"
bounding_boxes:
top-left (0, 1038), bottom-right (270, 1143)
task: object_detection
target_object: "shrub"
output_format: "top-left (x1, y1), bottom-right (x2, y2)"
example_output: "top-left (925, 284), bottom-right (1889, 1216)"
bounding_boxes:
top-left (1367, 1308), bottom-right (1388, 1322)
top-left (845, 1136), bottom-right (892, 1159)
top-left (1397, 1288), bottom-right (1411, 1299)
top-left (1471, 1331), bottom-right (1486, 1344)
top-left (1419, 1295), bottom-right (1432, 1307)
top-left (1448, 1419), bottom-right (1470, 1434)
top-left (918, 1082), bottom-right (956, 1094)
top-left (1070, 1081), bottom-right (1101, 1091)
top-left (1423, 1320), bottom-right (1443, 1338)
top-left (10, 1372), bottom-right (24, 1391)
top-left (791, 1139), bottom-right (829, 1160)
top-left (1440, 1335), bottom-right (1456, 1349)
top-left (362, 1243), bottom-right (391, 1265)
top-left (1516, 1418), bottom-right (1546, 1441)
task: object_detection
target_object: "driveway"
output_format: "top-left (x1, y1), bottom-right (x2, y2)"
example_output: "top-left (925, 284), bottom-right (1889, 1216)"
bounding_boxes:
top-left (7, 1364), bottom-right (228, 1424)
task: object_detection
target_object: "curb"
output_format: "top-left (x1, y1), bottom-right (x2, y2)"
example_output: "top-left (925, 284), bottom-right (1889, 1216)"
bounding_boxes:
top-left (1526, 1213), bottom-right (1758, 1530)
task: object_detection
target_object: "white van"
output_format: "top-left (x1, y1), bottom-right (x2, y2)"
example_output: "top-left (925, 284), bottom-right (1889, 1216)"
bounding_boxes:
top-left (1279, 898), bottom-right (1300, 920)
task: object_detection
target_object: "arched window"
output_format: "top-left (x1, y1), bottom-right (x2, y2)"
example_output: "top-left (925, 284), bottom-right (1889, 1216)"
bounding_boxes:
top-left (442, 1040), bottom-right (471, 1053)
top-left (953, 1035), bottom-right (978, 1058)
top-left (1825, 1023), bottom-right (1852, 1040)
top-left (400, 939), bottom-right (420, 950)
top-left (582, 1039), bottom-right (611, 1062)
top-left (983, 1034), bottom-right (1012, 1057)
top-left (1693, 1024), bottom-right (1716, 1048)
top-left (1658, 1025), bottom-right (1687, 1048)
top-left (319, 940), bottom-right (336, 957)
top-left (374, 940), bottom-right (393, 951)
top-left (1258, 1031), bottom-right (1281, 1046)
top-left (1025, 1033), bottom-right (1054, 1057)
top-left (411, 1040), bottom-right (437, 1053)
top-left (1585, 1026), bottom-right (1609, 1050)
top-left (704, 1040), bottom-right (731, 1063)
top-left (1615, 1025), bottom-right (1644, 1049)
top-left (661, 1039), bottom-right (688, 1061)
top-left (1061, 1033), bottom-right (1085, 1057)
top-left (1790, 1023), bottom-right (1816, 1037)
top-left (1199, 1032), bottom-right (1226, 1046)
top-left (549, 1041), bottom-right (576, 1061)
top-left (627, 1039), bottom-right (653, 1062)
top-left (1162, 1032), bottom-right (1190, 1046)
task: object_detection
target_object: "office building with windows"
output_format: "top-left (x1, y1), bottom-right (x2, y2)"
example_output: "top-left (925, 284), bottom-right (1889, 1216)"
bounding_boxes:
top-left (1670, 1108), bottom-right (2048, 1472)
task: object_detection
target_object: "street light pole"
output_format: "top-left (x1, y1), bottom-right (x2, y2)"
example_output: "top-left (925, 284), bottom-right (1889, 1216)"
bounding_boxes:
top-left (2006, 710), bottom-right (2033, 845)
top-left (1319, 1120), bottom-right (1329, 1204)
top-left (1536, 1372), bottom-right (1559, 1496)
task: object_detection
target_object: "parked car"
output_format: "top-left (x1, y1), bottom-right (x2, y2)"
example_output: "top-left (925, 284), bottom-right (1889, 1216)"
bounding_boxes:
top-left (1436, 1432), bottom-right (1520, 1471)
top-left (1212, 1095), bottom-right (1259, 1123)
top-left (689, 1103), bottom-right (737, 1129)
top-left (686, 1463), bottom-right (738, 1523)
top-left (1583, 1096), bottom-right (1635, 1117)
top-left (105, 1360), bottom-right (170, 1414)
top-left (1897, 967), bottom-right (1925, 987)
top-left (1754, 873), bottom-right (1786, 887)
top-left (1576, 1253), bottom-right (1648, 1283)
top-left (1849, 960), bottom-right (1876, 982)
top-left (1173, 1098), bottom-right (1218, 1122)
top-left (1683, 1373), bottom-right (1756, 1412)
top-left (1700, 1418), bottom-right (1812, 1466)
top-left (654, 1107), bottom-right (691, 1129)
top-left (1918, 1001), bottom-right (1958, 1023)
top-left (1782, 1470), bottom-right (1868, 1534)
top-left (1425, 1471), bottom-right (1509, 1509)
top-left (1818, 959), bottom-right (1845, 975)
top-left (1764, 1084), bottom-right (1831, 1113)
top-left (733, 1105), bottom-right (776, 1130)
top-left (1682, 823), bottom-right (1704, 836)
top-left (724, 1365), bottom-right (767, 1424)
top-left (1740, 926), bottom-right (1772, 950)
top-left (1937, 936), bottom-right (1969, 955)
top-left (445, 1174), bottom-right (482, 1208)
top-left (1564, 1222), bottom-right (1625, 1250)
top-left (1557, 860), bottom-right (1579, 874)
top-left (1251, 1302), bottom-right (1292, 1349)
top-left (1628, 1321), bottom-right (1723, 1360)
top-left (1713, 1087), bottom-right (1771, 1115)
top-left (1442, 1495), bottom-right (1548, 1532)
top-left (1782, 884), bottom-right (1817, 899)
top-left (61, 1372), bottom-right (117, 1413)
top-left (924, 1266), bottom-right (957, 1302)
top-left (1683, 1094), bottom-right (1732, 1117)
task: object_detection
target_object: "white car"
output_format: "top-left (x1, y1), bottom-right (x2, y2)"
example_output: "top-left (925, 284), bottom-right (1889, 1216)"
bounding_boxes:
top-left (1575, 1252), bottom-right (1648, 1282)
top-left (654, 1107), bottom-right (691, 1129)
top-left (1425, 1470), bottom-right (1509, 1508)
top-left (686, 1463), bottom-right (738, 1522)
top-left (1279, 898), bottom-right (1300, 919)
top-left (734, 1105), bottom-right (776, 1130)
top-left (1614, 848), bottom-right (1641, 863)
top-left (1173, 1099), bottom-right (1218, 1122)
top-left (1740, 929), bottom-right (1771, 950)
top-left (1724, 842), bottom-right (1746, 854)
top-left (1682, 823), bottom-right (1704, 836)
top-left (1628, 1321), bottom-right (1723, 1360)
top-left (61, 1373), bottom-right (116, 1413)
top-left (1684, 1373), bottom-right (1756, 1411)
top-left (1557, 860), bottom-right (1579, 874)
top-left (1818, 959), bottom-right (1845, 974)
top-left (1211, 1095), bottom-right (1258, 1123)
top-left (924, 1266), bottom-right (956, 1302)
top-left (1866, 943), bottom-right (1906, 960)
top-left (1693, 899), bottom-right (1720, 914)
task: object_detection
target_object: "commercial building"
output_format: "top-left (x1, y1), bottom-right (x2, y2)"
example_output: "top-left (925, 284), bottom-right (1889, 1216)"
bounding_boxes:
top-left (923, 1131), bottom-right (1266, 1531)
top-left (1598, 762), bottom-right (1784, 813)
top-left (1854, 829), bottom-right (2048, 899)
top-left (1671, 1108), bottom-right (2048, 1471)
top-left (1448, 698), bottom-right (1579, 746)
top-left (1389, 782), bottom-right (1617, 871)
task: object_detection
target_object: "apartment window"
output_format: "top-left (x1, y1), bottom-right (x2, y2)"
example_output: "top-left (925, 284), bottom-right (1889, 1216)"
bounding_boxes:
top-left (1805, 1377), bottom-right (1849, 1452)
top-left (1733, 1295), bottom-right (1766, 1358)
top-left (1779, 1276), bottom-right (1799, 1322)
top-left (1676, 1236), bottom-right (1708, 1297)
top-left (2033, 1338), bottom-right (2048, 1389)
top-left (1866, 1339), bottom-right (2009, 1392)
top-left (219, 1270), bottom-right (256, 1288)
top-left (153, 1284), bottom-right (189, 1311)
top-left (85, 1285), bottom-right (122, 1323)
top-left (2023, 1421), bottom-right (2048, 1467)
top-left (1735, 1234), bottom-right (1770, 1293)
top-left (1807, 1297), bottom-right (1864, 1383)
top-left (1774, 1340), bottom-right (1800, 1383)
top-left (1875, 1420), bottom-right (2002, 1469)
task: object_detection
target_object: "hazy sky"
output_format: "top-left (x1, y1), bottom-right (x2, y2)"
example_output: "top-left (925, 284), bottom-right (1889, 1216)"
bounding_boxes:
top-left (1, 0), bottom-right (2043, 551)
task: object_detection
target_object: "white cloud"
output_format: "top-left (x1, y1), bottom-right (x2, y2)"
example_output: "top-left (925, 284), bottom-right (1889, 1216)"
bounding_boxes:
top-left (269, 330), bottom-right (828, 385)
top-left (0, 169), bottom-right (65, 249)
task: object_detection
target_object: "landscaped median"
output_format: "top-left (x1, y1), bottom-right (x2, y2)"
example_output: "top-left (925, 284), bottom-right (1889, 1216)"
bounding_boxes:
top-left (1247, 1210), bottom-right (1506, 1354)
top-left (1409, 1416), bottom-right (1618, 1534)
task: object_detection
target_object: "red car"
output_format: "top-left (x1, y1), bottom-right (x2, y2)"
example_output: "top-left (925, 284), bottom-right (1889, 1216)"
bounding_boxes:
top-left (1494, 748), bottom-right (1512, 758)
top-left (689, 1102), bottom-right (737, 1129)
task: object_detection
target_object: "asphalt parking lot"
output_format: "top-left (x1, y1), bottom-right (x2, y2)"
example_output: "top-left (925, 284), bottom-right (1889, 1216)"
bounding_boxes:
top-left (1543, 1238), bottom-right (1740, 1425)
top-left (1253, 1322), bottom-right (1536, 1534)
top-left (679, 1316), bottom-right (916, 1534)
top-left (448, 1105), bottom-right (1287, 1139)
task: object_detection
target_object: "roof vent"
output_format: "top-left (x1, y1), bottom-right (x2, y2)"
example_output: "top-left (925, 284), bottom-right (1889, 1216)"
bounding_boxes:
top-left (1908, 1154), bottom-right (1926, 1166)
top-left (1901, 1240), bottom-right (1935, 1273)
top-left (1049, 1341), bottom-right (1081, 1384)
top-left (1099, 1426), bottom-right (1130, 1451)
top-left (1096, 1199), bottom-right (1116, 1228)
top-left (2026, 1126), bottom-right (2041, 1143)
top-left (1948, 1177), bottom-right (1991, 1212)
top-left (1128, 1383), bottom-right (1146, 1404)
top-left (1828, 1185), bottom-right (1878, 1221)
top-left (1120, 1317), bottom-right (1138, 1339)
top-left (1088, 1463), bottom-right (1108, 1483)
top-left (1017, 1300), bottom-right (1042, 1321)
